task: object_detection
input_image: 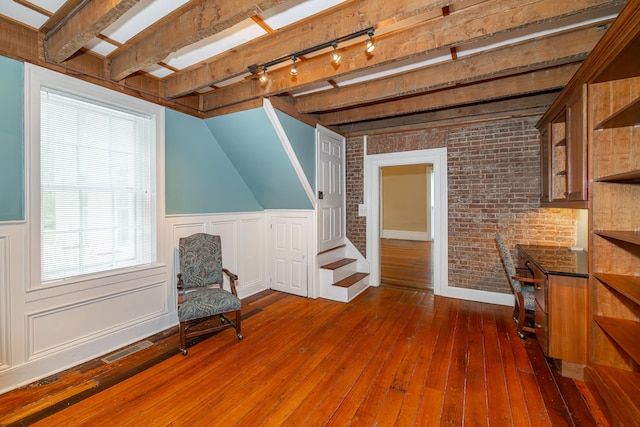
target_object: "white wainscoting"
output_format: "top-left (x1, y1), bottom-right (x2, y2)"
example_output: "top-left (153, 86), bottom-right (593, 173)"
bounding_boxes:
top-left (166, 212), bottom-right (267, 300)
top-left (0, 211), bottom-right (268, 394)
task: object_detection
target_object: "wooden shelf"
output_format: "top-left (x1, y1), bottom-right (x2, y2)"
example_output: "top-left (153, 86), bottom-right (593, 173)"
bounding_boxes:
top-left (595, 170), bottom-right (640, 183)
top-left (594, 316), bottom-right (640, 366)
top-left (554, 138), bottom-right (566, 147)
top-left (595, 230), bottom-right (640, 246)
top-left (585, 365), bottom-right (640, 427)
top-left (594, 273), bottom-right (640, 305)
top-left (595, 97), bottom-right (640, 130)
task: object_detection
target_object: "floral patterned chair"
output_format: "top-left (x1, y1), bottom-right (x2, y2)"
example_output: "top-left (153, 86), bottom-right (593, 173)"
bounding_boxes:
top-left (177, 233), bottom-right (242, 355)
top-left (495, 232), bottom-right (540, 338)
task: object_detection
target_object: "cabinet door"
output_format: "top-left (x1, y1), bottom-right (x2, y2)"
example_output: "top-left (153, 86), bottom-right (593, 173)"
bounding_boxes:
top-left (540, 124), bottom-right (551, 203)
top-left (565, 85), bottom-right (588, 201)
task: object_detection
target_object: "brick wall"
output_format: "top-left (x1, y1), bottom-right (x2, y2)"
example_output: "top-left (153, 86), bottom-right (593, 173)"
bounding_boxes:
top-left (345, 117), bottom-right (578, 294)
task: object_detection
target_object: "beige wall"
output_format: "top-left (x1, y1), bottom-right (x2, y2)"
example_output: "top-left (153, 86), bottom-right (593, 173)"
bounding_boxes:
top-left (381, 164), bottom-right (430, 233)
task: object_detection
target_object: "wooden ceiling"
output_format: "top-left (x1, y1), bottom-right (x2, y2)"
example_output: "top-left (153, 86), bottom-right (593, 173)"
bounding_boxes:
top-left (0, 0), bottom-right (627, 134)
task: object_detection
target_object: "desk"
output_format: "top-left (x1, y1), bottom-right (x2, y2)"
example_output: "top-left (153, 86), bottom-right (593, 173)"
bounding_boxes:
top-left (517, 245), bottom-right (589, 379)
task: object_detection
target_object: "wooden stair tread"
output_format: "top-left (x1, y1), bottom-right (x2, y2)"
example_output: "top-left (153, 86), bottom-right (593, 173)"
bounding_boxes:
top-left (317, 244), bottom-right (346, 256)
top-left (321, 258), bottom-right (356, 270)
top-left (334, 272), bottom-right (369, 288)
top-left (586, 365), bottom-right (640, 426)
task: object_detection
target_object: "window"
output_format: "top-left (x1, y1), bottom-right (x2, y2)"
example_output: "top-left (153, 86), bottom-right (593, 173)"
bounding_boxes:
top-left (27, 64), bottom-right (163, 285)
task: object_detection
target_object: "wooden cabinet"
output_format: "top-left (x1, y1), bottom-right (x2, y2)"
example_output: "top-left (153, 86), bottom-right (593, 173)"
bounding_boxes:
top-left (519, 246), bottom-right (588, 379)
top-left (538, 85), bottom-right (588, 207)
top-left (587, 64), bottom-right (640, 427)
top-left (536, 2), bottom-right (640, 423)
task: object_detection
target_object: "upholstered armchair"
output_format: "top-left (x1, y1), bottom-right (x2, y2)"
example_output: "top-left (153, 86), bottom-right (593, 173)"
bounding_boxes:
top-left (177, 233), bottom-right (242, 355)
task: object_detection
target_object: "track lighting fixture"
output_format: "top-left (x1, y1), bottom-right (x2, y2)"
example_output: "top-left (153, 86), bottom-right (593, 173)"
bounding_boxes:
top-left (259, 66), bottom-right (268, 83)
top-left (365, 30), bottom-right (375, 53)
top-left (248, 27), bottom-right (374, 80)
top-left (330, 43), bottom-right (341, 64)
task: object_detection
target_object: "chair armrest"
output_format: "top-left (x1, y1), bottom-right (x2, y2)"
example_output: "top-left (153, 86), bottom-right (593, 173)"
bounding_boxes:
top-left (223, 268), bottom-right (239, 296)
top-left (512, 275), bottom-right (543, 284)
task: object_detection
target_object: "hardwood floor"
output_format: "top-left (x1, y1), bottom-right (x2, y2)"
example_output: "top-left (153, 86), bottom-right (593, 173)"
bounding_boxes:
top-left (0, 287), bottom-right (605, 426)
top-left (380, 238), bottom-right (433, 291)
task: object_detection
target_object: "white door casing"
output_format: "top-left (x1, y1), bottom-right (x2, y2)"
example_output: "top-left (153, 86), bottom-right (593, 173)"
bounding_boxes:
top-left (268, 212), bottom-right (311, 297)
top-left (317, 126), bottom-right (346, 253)
top-left (365, 147), bottom-right (448, 296)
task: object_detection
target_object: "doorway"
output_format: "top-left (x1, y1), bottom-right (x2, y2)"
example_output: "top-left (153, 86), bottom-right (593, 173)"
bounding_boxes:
top-left (365, 147), bottom-right (448, 296)
top-left (379, 164), bottom-right (434, 291)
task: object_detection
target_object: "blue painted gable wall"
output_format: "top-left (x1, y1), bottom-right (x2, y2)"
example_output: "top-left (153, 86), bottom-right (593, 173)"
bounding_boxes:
top-left (204, 108), bottom-right (313, 210)
top-left (275, 109), bottom-right (316, 192)
top-left (0, 56), bottom-right (24, 221)
top-left (165, 109), bottom-right (262, 214)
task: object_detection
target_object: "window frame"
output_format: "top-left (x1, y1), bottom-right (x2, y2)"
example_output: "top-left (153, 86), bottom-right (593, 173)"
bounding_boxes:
top-left (25, 63), bottom-right (166, 291)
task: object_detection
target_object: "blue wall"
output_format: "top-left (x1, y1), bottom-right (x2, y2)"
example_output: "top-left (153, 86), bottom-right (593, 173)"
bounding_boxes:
top-left (275, 110), bottom-right (316, 192)
top-left (0, 56), bottom-right (24, 221)
top-left (165, 109), bottom-right (262, 214)
top-left (0, 54), bottom-right (316, 218)
top-left (205, 109), bottom-right (313, 210)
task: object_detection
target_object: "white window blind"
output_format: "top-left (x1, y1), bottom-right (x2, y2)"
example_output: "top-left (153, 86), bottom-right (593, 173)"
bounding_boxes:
top-left (40, 87), bottom-right (156, 282)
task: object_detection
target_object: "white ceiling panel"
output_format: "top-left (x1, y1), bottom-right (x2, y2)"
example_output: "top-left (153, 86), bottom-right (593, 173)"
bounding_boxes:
top-left (334, 51), bottom-right (451, 87)
top-left (457, 11), bottom-right (619, 58)
top-left (144, 64), bottom-right (174, 79)
top-left (83, 38), bottom-right (118, 58)
top-left (29, 0), bottom-right (66, 13)
top-left (163, 19), bottom-right (267, 70)
top-left (0, 2), bottom-right (49, 29)
top-left (261, 0), bottom-right (347, 30)
top-left (102, 0), bottom-right (190, 44)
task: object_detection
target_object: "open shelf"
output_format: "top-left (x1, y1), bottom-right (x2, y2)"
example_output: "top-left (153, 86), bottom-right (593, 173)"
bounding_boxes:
top-left (594, 316), bottom-right (640, 366)
top-left (594, 97), bottom-right (640, 130)
top-left (554, 138), bottom-right (566, 147)
top-left (585, 365), bottom-right (640, 426)
top-left (594, 273), bottom-right (640, 305)
top-left (595, 170), bottom-right (640, 183)
top-left (595, 230), bottom-right (640, 246)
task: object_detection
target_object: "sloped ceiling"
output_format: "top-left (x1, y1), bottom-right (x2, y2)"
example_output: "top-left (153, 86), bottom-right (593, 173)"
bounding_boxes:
top-left (0, 0), bottom-right (627, 134)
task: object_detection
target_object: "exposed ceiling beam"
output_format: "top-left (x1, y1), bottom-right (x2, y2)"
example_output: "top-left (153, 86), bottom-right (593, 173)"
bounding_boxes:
top-left (44, 0), bottom-right (139, 64)
top-left (295, 25), bottom-right (605, 114)
top-left (110, 0), bottom-right (289, 81)
top-left (319, 62), bottom-right (581, 125)
top-left (200, 0), bottom-right (622, 112)
top-left (336, 92), bottom-right (558, 135)
top-left (163, 0), bottom-right (456, 98)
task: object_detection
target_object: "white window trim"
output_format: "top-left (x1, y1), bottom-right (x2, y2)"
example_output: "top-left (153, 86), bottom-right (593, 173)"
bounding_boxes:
top-left (24, 64), bottom-right (166, 291)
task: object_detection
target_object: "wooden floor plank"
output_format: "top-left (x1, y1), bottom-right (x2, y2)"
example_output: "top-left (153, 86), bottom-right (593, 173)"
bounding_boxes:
top-left (463, 302), bottom-right (489, 426)
top-left (482, 304), bottom-right (514, 427)
top-left (0, 287), bottom-right (603, 427)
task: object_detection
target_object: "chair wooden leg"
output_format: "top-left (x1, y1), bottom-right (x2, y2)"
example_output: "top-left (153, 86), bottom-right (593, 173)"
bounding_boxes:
top-left (236, 310), bottom-right (242, 340)
top-left (179, 322), bottom-right (188, 355)
top-left (516, 305), bottom-right (527, 338)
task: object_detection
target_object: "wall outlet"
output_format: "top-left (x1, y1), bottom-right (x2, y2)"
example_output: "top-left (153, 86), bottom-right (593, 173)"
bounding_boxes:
top-left (358, 204), bottom-right (367, 216)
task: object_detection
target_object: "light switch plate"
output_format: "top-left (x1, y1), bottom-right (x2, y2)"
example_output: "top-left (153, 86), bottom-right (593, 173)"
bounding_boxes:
top-left (358, 204), bottom-right (367, 216)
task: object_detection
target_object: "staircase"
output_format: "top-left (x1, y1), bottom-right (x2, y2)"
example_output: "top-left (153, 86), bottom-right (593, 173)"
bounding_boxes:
top-left (318, 243), bottom-right (369, 302)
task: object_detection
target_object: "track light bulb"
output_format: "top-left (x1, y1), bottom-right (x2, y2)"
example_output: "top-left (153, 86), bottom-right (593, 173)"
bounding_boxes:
top-left (260, 66), bottom-right (268, 83)
top-left (290, 57), bottom-right (298, 76)
top-left (365, 38), bottom-right (375, 53)
top-left (331, 43), bottom-right (341, 64)
top-left (365, 31), bottom-right (375, 53)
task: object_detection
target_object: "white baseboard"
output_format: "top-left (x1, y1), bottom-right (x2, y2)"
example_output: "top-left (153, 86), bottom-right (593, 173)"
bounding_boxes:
top-left (381, 230), bottom-right (430, 241)
top-left (442, 286), bottom-right (515, 307)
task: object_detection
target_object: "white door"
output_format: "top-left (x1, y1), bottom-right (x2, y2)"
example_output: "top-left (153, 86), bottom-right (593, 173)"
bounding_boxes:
top-left (317, 126), bottom-right (346, 252)
top-left (269, 215), bottom-right (309, 297)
